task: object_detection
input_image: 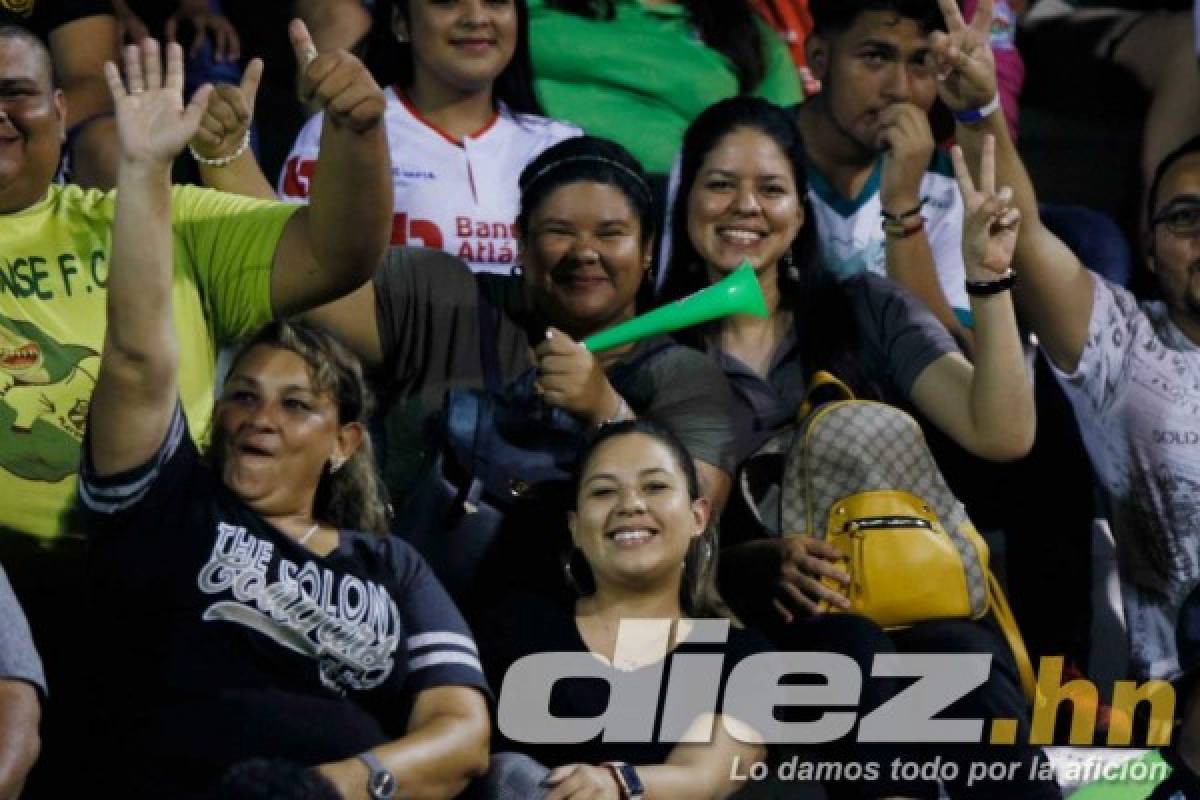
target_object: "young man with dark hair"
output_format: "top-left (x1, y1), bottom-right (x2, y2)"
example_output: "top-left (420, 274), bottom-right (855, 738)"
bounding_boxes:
top-left (796, 0), bottom-right (973, 348)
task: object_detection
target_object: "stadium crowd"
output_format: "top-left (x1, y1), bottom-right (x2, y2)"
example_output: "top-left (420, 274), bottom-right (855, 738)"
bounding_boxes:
top-left (0, 1), bottom-right (1197, 799)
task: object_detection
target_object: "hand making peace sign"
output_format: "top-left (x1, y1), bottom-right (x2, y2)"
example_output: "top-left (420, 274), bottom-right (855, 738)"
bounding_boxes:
top-left (952, 135), bottom-right (1020, 280)
top-left (932, 0), bottom-right (1000, 113)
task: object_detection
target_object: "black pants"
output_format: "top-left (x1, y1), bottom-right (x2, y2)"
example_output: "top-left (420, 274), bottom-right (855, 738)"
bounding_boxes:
top-left (766, 613), bottom-right (1062, 800)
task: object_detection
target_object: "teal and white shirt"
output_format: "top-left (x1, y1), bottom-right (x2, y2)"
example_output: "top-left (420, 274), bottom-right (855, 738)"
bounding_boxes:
top-left (807, 151), bottom-right (971, 326)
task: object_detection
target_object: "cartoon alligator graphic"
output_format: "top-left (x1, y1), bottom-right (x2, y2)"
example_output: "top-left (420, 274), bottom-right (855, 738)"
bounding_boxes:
top-left (0, 316), bottom-right (99, 482)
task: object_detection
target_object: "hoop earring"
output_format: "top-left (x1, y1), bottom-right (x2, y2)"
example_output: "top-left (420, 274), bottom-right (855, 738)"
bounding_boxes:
top-left (562, 548), bottom-right (589, 595)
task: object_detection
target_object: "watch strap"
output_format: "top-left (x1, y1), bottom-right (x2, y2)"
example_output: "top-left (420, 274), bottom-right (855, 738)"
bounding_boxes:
top-left (356, 751), bottom-right (397, 800)
top-left (603, 761), bottom-right (645, 800)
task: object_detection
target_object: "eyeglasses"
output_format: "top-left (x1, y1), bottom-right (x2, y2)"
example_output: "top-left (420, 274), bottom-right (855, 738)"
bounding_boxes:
top-left (1151, 201), bottom-right (1200, 237)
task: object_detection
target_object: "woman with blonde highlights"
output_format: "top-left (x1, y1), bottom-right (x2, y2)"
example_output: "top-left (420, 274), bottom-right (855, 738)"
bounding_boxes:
top-left (82, 40), bottom-right (490, 800)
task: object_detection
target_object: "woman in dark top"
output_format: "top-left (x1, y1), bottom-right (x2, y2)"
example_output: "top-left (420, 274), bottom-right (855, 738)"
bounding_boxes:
top-left (476, 420), bottom-right (768, 799)
top-left (83, 41), bottom-right (490, 800)
top-left (296, 135), bottom-right (738, 609)
top-left (661, 96), bottom-right (1059, 800)
top-left (664, 95), bottom-right (1034, 615)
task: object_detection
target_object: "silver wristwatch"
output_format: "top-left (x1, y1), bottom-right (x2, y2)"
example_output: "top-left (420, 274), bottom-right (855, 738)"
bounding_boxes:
top-left (356, 751), bottom-right (396, 800)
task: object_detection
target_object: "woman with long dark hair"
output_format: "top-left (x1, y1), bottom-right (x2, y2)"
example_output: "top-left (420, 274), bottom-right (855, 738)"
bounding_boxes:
top-left (664, 95), bottom-right (1058, 800)
top-left (666, 95), bottom-right (1033, 487)
top-left (85, 41), bottom-right (491, 800)
top-left (474, 420), bottom-right (768, 800)
top-left (527, 0), bottom-right (801, 177)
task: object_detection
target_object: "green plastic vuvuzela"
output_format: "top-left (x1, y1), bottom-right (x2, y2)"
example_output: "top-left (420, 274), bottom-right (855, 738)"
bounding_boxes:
top-left (583, 262), bottom-right (767, 353)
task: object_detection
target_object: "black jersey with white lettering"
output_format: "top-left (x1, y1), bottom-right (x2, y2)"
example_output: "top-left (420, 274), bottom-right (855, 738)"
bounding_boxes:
top-left (80, 405), bottom-right (488, 799)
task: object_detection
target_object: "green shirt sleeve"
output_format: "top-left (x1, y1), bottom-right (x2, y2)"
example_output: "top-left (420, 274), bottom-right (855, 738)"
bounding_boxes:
top-left (752, 17), bottom-right (803, 106)
top-left (170, 185), bottom-right (299, 344)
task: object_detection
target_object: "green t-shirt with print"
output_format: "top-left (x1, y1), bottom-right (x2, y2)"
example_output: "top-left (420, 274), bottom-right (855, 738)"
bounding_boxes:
top-left (0, 183), bottom-right (297, 540)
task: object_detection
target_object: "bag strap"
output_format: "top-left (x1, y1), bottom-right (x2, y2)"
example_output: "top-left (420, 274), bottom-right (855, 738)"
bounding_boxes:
top-left (476, 278), bottom-right (503, 393)
top-left (987, 571), bottom-right (1038, 703)
top-left (797, 370), bottom-right (856, 419)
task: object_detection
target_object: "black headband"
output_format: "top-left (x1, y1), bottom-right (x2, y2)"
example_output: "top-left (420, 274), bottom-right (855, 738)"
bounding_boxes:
top-left (521, 154), bottom-right (653, 206)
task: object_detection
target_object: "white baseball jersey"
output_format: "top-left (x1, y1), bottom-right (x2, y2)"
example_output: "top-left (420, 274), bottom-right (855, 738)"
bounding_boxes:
top-left (279, 88), bottom-right (580, 275)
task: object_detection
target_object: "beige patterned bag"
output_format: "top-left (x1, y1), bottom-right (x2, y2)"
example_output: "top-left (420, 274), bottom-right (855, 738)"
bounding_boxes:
top-left (737, 371), bottom-right (1036, 701)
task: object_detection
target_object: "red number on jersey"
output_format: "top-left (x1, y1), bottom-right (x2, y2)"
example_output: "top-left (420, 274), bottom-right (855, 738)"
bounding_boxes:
top-left (280, 156), bottom-right (316, 198)
top-left (390, 213), bottom-right (444, 248)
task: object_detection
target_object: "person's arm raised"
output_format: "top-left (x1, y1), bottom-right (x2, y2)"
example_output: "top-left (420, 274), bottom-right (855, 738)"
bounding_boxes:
top-left (190, 58), bottom-right (279, 201)
top-left (88, 41), bottom-right (212, 476)
top-left (267, 20), bottom-right (392, 317)
top-left (932, 0), bottom-right (1094, 372)
top-left (909, 136), bottom-right (1035, 461)
top-left (188, 60), bottom-right (385, 368)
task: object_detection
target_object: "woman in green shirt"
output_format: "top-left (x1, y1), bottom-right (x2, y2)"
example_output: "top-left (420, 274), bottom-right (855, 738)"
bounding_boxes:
top-left (528, 0), bottom-right (802, 178)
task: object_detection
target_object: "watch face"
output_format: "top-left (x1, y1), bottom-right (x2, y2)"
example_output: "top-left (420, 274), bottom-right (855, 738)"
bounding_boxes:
top-left (369, 771), bottom-right (397, 800)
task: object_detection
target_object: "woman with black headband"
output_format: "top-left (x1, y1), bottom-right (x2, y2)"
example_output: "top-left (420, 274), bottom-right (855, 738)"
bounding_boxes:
top-left (302, 134), bottom-right (738, 602)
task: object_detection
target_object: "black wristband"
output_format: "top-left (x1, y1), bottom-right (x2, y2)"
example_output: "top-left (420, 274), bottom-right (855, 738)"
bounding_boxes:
top-left (965, 269), bottom-right (1017, 297)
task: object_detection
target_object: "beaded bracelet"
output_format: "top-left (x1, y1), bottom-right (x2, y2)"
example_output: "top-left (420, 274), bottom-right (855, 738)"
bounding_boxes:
top-left (188, 130), bottom-right (250, 168)
top-left (881, 198), bottom-right (926, 223)
top-left (882, 216), bottom-right (925, 239)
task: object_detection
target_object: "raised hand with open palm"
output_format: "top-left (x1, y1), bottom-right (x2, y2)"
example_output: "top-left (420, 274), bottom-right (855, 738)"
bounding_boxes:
top-left (103, 39), bottom-right (212, 168)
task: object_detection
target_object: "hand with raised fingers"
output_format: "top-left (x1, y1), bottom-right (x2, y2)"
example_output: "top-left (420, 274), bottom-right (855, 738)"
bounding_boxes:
top-left (930, 0), bottom-right (998, 113)
top-left (773, 535), bottom-right (852, 623)
top-left (104, 40), bottom-right (212, 168)
top-left (952, 135), bottom-right (1020, 280)
top-left (543, 764), bottom-right (622, 800)
top-left (878, 102), bottom-right (935, 215)
top-left (190, 57), bottom-right (262, 161)
top-left (166, 0), bottom-right (242, 63)
top-left (291, 18), bottom-right (385, 133)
